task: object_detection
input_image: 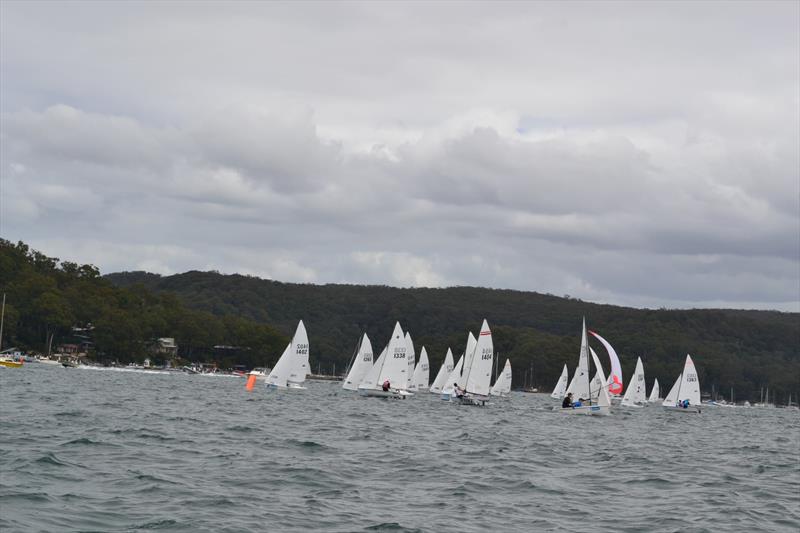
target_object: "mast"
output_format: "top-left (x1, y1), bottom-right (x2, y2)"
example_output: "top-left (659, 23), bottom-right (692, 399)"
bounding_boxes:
top-left (0, 293), bottom-right (5, 352)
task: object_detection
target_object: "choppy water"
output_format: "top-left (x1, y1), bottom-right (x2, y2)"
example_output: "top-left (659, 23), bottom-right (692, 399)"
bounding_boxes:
top-left (1, 364), bottom-right (799, 532)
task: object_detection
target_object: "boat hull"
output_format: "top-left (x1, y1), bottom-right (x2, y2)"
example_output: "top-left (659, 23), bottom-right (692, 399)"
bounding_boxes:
top-left (358, 388), bottom-right (412, 399)
top-left (559, 405), bottom-right (610, 416)
top-left (663, 405), bottom-right (701, 414)
top-left (458, 394), bottom-right (490, 406)
top-left (0, 359), bottom-right (23, 368)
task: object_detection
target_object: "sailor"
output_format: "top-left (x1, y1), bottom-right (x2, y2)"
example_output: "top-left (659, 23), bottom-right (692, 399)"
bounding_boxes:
top-left (454, 383), bottom-right (465, 398)
top-left (562, 392), bottom-right (574, 408)
top-left (382, 379), bottom-right (390, 392)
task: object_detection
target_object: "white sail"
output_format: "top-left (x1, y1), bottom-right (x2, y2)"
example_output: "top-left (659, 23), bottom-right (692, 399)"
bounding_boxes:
top-left (550, 364), bottom-right (569, 399)
top-left (589, 347), bottom-right (605, 401)
top-left (662, 354), bottom-right (701, 408)
top-left (459, 332), bottom-right (478, 386)
top-left (429, 348), bottom-right (454, 393)
top-left (588, 330), bottom-right (624, 396)
top-left (589, 347), bottom-right (611, 407)
top-left (662, 373), bottom-right (682, 406)
top-left (266, 321), bottom-right (308, 388)
top-left (621, 357), bottom-right (647, 406)
top-left (379, 322), bottom-right (408, 389)
top-left (287, 320), bottom-right (310, 385)
top-left (405, 332), bottom-right (415, 389)
top-left (411, 347), bottom-right (430, 391)
top-left (490, 359), bottom-right (512, 396)
top-left (463, 320), bottom-right (493, 397)
top-left (565, 319), bottom-right (591, 400)
top-left (648, 378), bottom-right (661, 402)
top-left (359, 345), bottom-right (387, 390)
top-left (265, 343), bottom-right (292, 388)
top-left (442, 355), bottom-right (465, 396)
top-left (342, 333), bottom-right (373, 391)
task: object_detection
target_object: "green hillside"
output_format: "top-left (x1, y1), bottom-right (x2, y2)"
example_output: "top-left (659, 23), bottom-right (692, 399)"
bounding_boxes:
top-left (105, 269), bottom-right (800, 403)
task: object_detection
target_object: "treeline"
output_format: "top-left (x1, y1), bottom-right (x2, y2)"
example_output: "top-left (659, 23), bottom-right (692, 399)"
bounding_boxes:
top-left (0, 240), bottom-right (287, 368)
top-left (106, 270), bottom-right (800, 403)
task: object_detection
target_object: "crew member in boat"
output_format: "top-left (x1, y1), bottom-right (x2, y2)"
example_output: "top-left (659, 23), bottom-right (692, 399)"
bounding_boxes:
top-left (382, 379), bottom-right (391, 392)
top-left (562, 392), bottom-right (574, 408)
top-left (453, 383), bottom-right (465, 398)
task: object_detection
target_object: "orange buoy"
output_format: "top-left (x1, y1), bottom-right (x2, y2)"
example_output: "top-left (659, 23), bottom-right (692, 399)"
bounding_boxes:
top-left (245, 374), bottom-right (257, 391)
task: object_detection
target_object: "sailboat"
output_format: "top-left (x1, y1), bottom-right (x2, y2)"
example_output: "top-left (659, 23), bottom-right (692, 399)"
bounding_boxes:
top-left (358, 322), bottom-right (411, 398)
top-left (560, 318), bottom-right (611, 415)
top-left (409, 347), bottom-right (430, 391)
top-left (442, 332), bottom-right (475, 400)
top-left (620, 357), bottom-right (647, 408)
top-left (456, 319), bottom-right (494, 406)
top-left (342, 333), bottom-right (373, 391)
top-left (265, 320), bottom-right (309, 390)
top-left (588, 330), bottom-right (624, 397)
top-left (648, 379), bottom-right (661, 403)
top-left (0, 295), bottom-right (22, 369)
top-left (490, 359), bottom-right (512, 396)
top-left (405, 332), bottom-right (416, 390)
top-left (429, 348), bottom-right (454, 394)
top-left (550, 364), bottom-right (569, 399)
top-left (662, 354), bottom-right (701, 413)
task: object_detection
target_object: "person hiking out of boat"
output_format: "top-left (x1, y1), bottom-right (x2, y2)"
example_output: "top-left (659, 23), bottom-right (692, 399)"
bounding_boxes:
top-left (562, 393), bottom-right (574, 408)
top-left (454, 383), bottom-right (465, 398)
top-left (382, 379), bottom-right (390, 392)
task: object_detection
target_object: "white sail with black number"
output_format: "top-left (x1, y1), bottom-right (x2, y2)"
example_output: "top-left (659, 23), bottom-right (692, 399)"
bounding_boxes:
top-left (405, 332), bottom-right (415, 389)
top-left (463, 320), bottom-right (493, 397)
top-left (663, 354), bottom-right (701, 412)
top-left (621, 357), bottom-right (647, 407)
top-left (343, 333), bottom-right (373, 391)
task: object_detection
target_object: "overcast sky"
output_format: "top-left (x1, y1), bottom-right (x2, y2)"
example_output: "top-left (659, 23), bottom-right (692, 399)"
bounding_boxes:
top-left (1, 1), bottom-right (798, 311)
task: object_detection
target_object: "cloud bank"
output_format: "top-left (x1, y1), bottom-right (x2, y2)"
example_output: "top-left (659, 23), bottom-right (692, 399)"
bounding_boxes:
top-left (1, 1), bottom-right (798, 310)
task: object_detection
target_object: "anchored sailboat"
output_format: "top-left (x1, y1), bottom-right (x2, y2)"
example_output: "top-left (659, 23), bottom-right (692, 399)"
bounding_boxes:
top-left (265, 320), bottom-right (309, 390)
top-left (342, 333), bottom-right (373, 391)
top-left (490, 359), bottom-right (512, 396)
top-left (429, 348), bottom-right (454, 394)
top-left (662, 354), bottom-right (701, 413)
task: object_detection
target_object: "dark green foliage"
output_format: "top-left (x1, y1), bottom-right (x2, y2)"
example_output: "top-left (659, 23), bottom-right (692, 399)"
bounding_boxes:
top-left (106, 269), bottom-right (799, 403)
top-left (0, 240), bottom-right (287, 367)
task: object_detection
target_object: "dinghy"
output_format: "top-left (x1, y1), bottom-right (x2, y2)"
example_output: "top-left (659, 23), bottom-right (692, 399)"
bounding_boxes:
top-left (358, 322), bottom-right (412, 399)
top-left (456, 320), bottom-right (494, 406)
top-left (265, 320), bottom-right (310, 390)
top-left (662, 354), bottom-right (701, 413)
top-left (429, 348), bottom-right (455, 394)
top-left (550, 364), bottom-right (569, 399)
top-left (442, 332), bottom-right (475, 401)
top-left (405, 332), bottom-right (416, 390)
top-left (410, 347), bottom-right (430, 391)
top-left (648, 378), bottom-right (661, 403)
top-left (589, 330), bottom-right (624, 397)
top-left (560, 318), bottom-right (611, 415)
top-left (490, 359), bottom-right (512, 396)
top-left (342, 333), bottom-right (373, 391)
top-left (620, 357), bottom-right (647, 408)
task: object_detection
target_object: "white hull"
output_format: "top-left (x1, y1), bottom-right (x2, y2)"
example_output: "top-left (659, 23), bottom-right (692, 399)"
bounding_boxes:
top-left (458, 394), bottom-right (490, 406)
top-left (266, 383), bottom-right (306, 391)
top-left (663, 405), bottom-right (701, 414)
top-left (559, 405), bottom-right (610, 416)
top-left (358, 388), bottom-right (412, 399)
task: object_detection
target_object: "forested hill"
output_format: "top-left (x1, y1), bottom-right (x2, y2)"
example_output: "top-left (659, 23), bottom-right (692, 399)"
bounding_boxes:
top-left (106, 270), bottom-right (799, 403)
